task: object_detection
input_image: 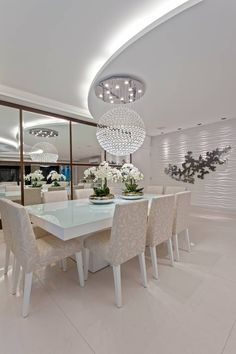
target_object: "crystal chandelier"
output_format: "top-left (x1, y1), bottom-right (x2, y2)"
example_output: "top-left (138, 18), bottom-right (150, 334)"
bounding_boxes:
top-left (29, 142), bottom-right (58, 163)
top-left (95, 76), bottom-right (145, 104)
top-left (96, 107), bottom-right (146, 156)
top-left (29, 127), bottom-right (58, 138)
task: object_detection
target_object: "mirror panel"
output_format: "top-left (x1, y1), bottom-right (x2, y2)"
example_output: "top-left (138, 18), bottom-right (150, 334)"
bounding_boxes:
top-left (0, 105), bottom-right (20, 161)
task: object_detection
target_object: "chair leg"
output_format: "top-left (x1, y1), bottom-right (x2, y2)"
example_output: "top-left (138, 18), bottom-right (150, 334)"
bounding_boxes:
top-left (12, 258), bottom-right (20, 295)
top-left (62, 258), bottom-right (67, 272)
top-left (75, 252), bottom-right (84, 287)
top-left (112, 265), bottom-right (122, 308)
top-left (22, 272), bottom-right (33, 318)
top-left (185, 229), bottom-right (191, 252)
top-left (167, 238), bottom-right (174, 266)
top-left (149, 246), bottom-right (158, 279)
top-left (4, 245), bottom-right (10, 275)
top-left (83, 248), bottom-right (89, 281)
top-left (173, 234), bottom-right (180, 261)
top-left (138, 252), bottom-right (148, 287)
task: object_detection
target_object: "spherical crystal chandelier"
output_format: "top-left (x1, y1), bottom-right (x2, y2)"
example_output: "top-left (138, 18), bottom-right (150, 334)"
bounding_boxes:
top-left (29, 142), bottom-right (58, 163)
top-left (96, 107), bottom-right (146, 156)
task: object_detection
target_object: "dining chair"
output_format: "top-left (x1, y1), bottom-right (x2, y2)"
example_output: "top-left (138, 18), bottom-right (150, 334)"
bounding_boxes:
top-left (172, 191), bottom-right (191, 261)
top-left (84, 200), bottom-right (149, 308)
top-left (1, 198), bottom-right (84, 317)
top-left (74, 188), bottom-right (93, 199)
top-left (146, 185), bottom-right (164, 195)
top-left (146, 195), bottom-right (175, 279)
top-left (164, 186), bottom-right (187, 194)
top-left (43, 190), bottom-right (68, 203)
top-left (24, 188), bottom-right (42, 205)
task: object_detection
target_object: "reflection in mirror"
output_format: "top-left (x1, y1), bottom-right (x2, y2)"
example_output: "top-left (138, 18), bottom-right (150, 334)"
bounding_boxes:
top-left (23, 111), bottom-right (70, 163)
top-left (106, 153), bottom-right (130, 166)
top-left (0, 105), bottom-right (20, 161)
top-left (72, 123), bottom-right (103, 163)
top-left (0, 164), bottom-right (22, 203)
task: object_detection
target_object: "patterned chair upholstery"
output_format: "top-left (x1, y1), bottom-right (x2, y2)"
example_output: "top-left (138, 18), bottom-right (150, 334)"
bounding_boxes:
top-left (146, 185), bottom-right (164, 195)
top-left (172, 191), bottom-right (191, 261)
top-left (43, 190), bottom-right (68, 203)
top-left (74, 188), bottom-right (93, 199)
top-left (0, 198), bottom-right (84, 317)
top-left (84, 200), bottom-right (149, 308)
top-left (146, 195), bottom-right (175, 278)
top-left (164, 186), bottom-right (187, 194)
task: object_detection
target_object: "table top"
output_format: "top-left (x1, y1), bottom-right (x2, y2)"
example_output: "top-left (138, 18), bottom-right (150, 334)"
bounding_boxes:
top-left (0, 191), bottom-right (21, 201)
top-left (26, 194), bottom-right (159, 241)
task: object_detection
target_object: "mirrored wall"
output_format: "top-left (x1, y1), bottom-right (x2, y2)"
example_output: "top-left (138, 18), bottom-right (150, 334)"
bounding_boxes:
top-left (0, 101), bottom-right (129, 205)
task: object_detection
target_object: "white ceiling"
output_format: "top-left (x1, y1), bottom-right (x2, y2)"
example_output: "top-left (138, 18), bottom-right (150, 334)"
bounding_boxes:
top-left (0, 0), bottom-right (200, 119)
top-left (88, 0), bottom-right (236, 135)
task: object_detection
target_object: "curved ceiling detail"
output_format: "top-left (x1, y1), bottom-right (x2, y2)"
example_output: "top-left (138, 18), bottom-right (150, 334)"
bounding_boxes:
top-left (88, 0), bottom-right (236, 136)
top-left (0, 0), bottom-right (201, 121)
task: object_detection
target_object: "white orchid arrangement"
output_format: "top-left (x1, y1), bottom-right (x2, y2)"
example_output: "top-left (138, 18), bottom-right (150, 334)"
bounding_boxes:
top-left (24, 170), bottom-right (45, 187)
top-left (84, 162), bottom-right (121, 197)
top-left (120, 163), bottom-right (144, 195)
top-left (47, 170), bottom-right (66, 187)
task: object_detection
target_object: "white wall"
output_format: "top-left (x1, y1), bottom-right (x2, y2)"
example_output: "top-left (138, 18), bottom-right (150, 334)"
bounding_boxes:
top-left (133, 136), bottom-right (151, 188)
top-left (150, 119), bottom-right (236, 211)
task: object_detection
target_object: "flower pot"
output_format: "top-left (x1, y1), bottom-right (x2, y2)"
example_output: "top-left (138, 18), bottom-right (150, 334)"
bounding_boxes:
top-left (89, 194), bottom-right (115, 205)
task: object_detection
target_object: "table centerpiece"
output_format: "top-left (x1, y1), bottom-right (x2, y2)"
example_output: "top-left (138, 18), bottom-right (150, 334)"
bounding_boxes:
top-left (84, 162), bottom-right (121, 204)
top-left (120, 163), bottom-right (144, 199)
top-left (24, 169), bottom-right (45, 187)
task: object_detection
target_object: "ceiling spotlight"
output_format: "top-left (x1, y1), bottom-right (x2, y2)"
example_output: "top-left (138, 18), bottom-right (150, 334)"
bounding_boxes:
top-left (99, 94), bottom-right (103, 98)
top-left (105, 83), bottom-right (109, 88)
top-left (128, 87), bottom-right (133, 92)
top-left (110, 100), bottom-right (114, 103)
top-left (115, 85), bottom-right (120, 89)
top-left (109, 96), bottom-right (113, 99)
top-left (138, 89), bottom-right (142, 93)
top-left (106, 90), bottom-right (110, 94)
top-left (130, 93), bottom-right (134, 97)
top-left (129, 99), bottom-right (133, 102)
top-left (124, 80), bottom-right (129, 85)
top-left (120, 97), bottom-right (124, 101)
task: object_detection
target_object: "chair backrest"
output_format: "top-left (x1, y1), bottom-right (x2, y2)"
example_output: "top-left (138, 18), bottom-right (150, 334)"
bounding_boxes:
top-left (43, 190), bottom-right (68, 203)
top-left (48, 186), bottom-right (66, 191)
top-left (164, 186), bottom-right (187, 194)
top-left (24, 188), bottom-right (42, 205)
top-left (0, 198), bottom-right (13, 248)
top-left (109, 200), bottom-right (149, 265)
top-left (146, 195), bottom-right (175, 247)
top-left (74, 188), bottom-right (93, 199)
top-left (0, 199), bottom-right (39, 271)
top-left (146, 185), bottom-right (164, 195)
top-left (173, 191), bottom-right (191, 234)
top-left (5, 185), bottom-right (21, 191)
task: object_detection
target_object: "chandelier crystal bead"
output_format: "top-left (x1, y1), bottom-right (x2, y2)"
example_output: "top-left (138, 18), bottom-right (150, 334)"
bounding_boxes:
top-left (96, 107), bottom-right (146, 156)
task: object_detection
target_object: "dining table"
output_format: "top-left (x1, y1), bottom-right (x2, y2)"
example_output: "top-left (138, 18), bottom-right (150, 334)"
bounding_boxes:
top-left (26, 194), bottom-right (158, 272)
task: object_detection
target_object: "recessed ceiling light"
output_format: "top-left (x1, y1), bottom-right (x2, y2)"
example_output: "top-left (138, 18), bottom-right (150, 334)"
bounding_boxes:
top-left (105, 83), bottom-right (109, 88)
top-left (106, 90), bottom-right (110, 94)
top-left (197, 123), bottom-right (202, 126)
top-left (115, 85), bottom-right (120, 89)
top-left (138, 89), bottom-right (142, 93)
top-left (129, 99), bottom-right (133, 102)
top-left (124, 80), bottom-right (129, 85)
top-left (120, 97), bottom-right (124, 101)
top-left (110, 100), bottom-right (114, 103)
top-left (130, 93), bottom-right (134, 97)
top-left (109, 96), bottom-right (113, 99)
top-left (221, 117), bottom-right (227, 120)
top-left (99, 94), bottom-right (103, 98)
top-left (128, 87), bottom-right (133, 92)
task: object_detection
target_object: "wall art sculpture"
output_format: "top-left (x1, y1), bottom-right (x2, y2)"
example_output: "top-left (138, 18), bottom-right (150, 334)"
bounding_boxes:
top-left (164, 146), bottom-right (231, 184)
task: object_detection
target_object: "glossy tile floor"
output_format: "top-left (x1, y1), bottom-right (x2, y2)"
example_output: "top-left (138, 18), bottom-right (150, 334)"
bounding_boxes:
top-left (0, 208), bottom-right (236, 354)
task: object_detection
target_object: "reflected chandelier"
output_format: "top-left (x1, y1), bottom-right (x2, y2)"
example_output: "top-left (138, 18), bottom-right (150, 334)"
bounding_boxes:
top-left (96, 107), bottom-right (146, 156)
top-left (29, 142), bottom-right (58, 163)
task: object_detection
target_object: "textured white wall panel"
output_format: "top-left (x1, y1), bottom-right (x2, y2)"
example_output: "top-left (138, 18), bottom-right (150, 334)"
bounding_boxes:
top-left (150, 119), bottom-right (236, 211)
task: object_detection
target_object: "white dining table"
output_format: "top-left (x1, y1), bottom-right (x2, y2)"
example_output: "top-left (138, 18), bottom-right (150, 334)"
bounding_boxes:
top-left (26, 194), bottom-right (159, 271)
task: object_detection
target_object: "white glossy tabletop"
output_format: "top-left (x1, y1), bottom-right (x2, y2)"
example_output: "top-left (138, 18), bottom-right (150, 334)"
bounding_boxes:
top-left (26, 194), bottom-right (159, 241)
top-left (0, 191), bottom-right (21, 201)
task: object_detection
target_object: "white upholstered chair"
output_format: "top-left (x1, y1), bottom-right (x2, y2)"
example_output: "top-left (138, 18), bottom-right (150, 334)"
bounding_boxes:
top-left (74, 188), bottom-right (93, 199)
top-left (43, 190), bottom-right (68, 203)
top-left (172, 191), bottom-right (191, 261)
top-left (164, 186), bottom-right (187, 194)
top-left (24, 188), bottom-right (42, 205)
top-left (146, 185), bottom-right (164, 195)
top-left (84, 200), bottom-right (149, 308)
top-left (1, 198), bottom-right (84, 317)
top-left (146, 195), bottom-right (175, 279)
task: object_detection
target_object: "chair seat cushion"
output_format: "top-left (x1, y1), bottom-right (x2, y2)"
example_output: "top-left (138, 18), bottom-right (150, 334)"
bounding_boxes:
top-left (84, 229), bottom-right (111, 261)
top-left (35, 235), bottom-right (83, 270)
